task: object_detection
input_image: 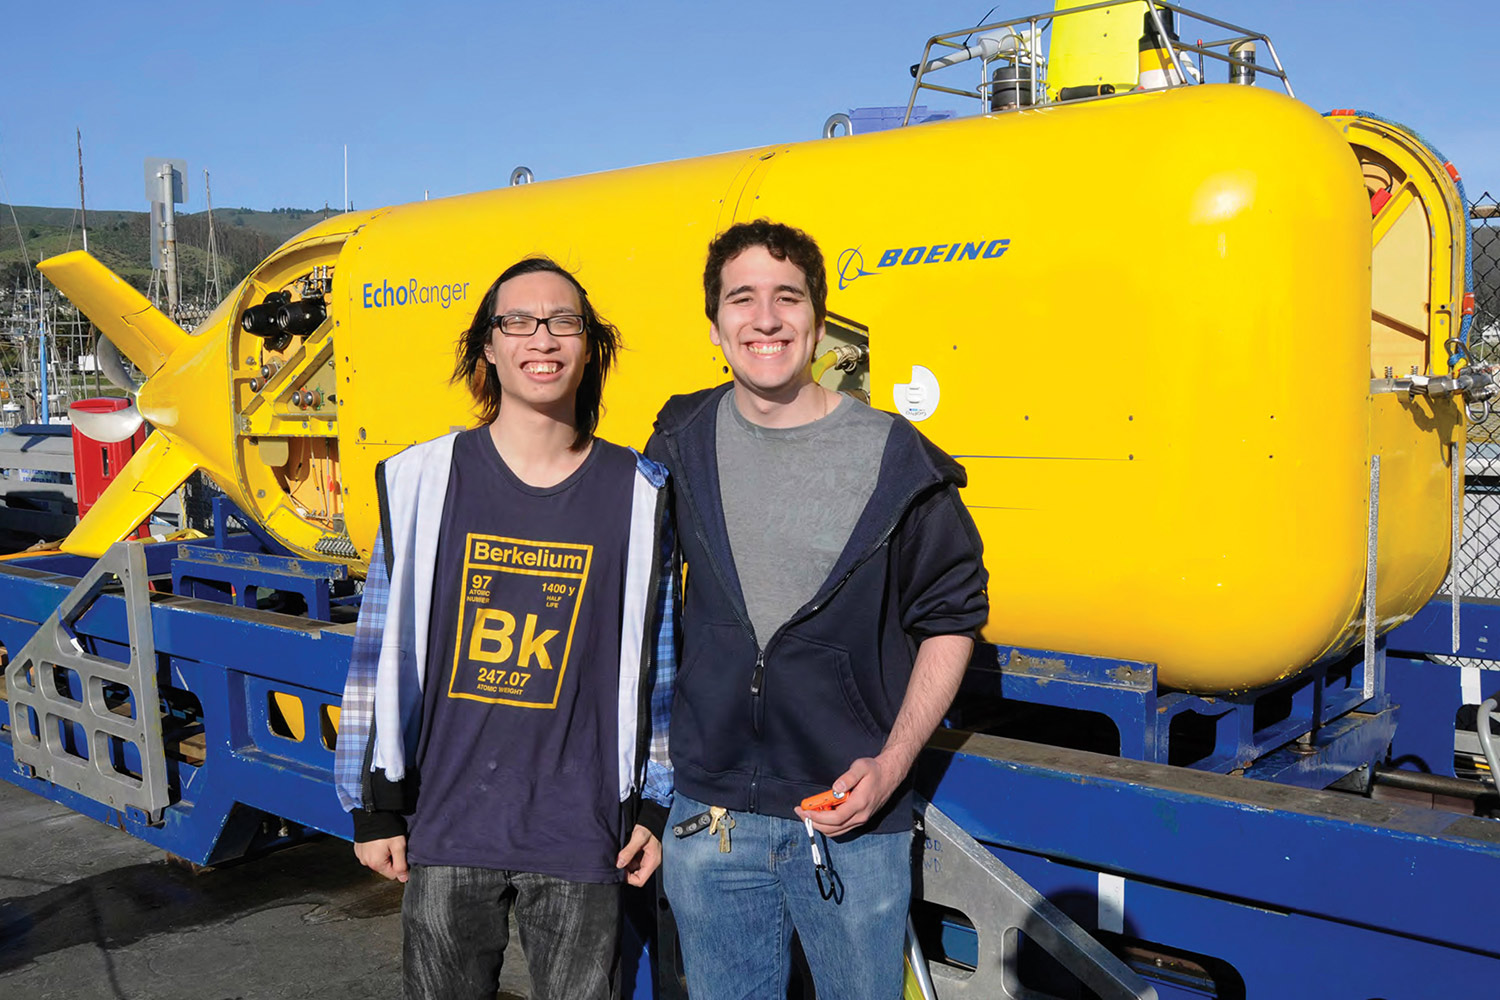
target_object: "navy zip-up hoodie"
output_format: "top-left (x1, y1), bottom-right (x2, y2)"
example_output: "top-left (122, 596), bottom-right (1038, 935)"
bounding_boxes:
top-left (646, 384), bottom-right (988, 834)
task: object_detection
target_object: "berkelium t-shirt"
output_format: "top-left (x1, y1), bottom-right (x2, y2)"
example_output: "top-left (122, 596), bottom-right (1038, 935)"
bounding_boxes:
top-left (404, 428), bottom-right (636, 882)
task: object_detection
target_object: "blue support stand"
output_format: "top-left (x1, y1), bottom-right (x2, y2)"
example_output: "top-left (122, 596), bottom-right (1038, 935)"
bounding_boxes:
top-left (958, 641), bottom-right (1393, 787)
top-left (1386, 596), bottom-right (1500, 780)
top-left (172, 545), bottom-right (350, 622)
top-left (0, 505), bottom-right (356, 864)
top-left (914, 599), bottom-right (1500, 996)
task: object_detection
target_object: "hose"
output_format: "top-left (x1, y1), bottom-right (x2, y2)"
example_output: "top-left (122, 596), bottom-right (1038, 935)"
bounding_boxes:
top-left (811, 351), bottom-right (840, 384)
top-left (811, 344), bottom-right (868, 384)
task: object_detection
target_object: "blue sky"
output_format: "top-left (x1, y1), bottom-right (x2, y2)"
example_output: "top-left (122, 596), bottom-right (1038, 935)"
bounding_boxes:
top-left (1, 1), bottom-right (1493, 213)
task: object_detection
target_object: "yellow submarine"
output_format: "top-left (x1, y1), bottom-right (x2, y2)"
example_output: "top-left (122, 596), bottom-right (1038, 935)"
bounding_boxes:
top-left (36, 2), bottom-right (1483, 692)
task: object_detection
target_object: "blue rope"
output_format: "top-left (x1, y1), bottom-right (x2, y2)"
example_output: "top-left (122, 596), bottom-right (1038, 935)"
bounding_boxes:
top-left (1324, 109), bottom-right (1475, 348)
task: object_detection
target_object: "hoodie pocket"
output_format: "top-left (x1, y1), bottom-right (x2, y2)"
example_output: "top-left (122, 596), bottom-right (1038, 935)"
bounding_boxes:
top-left (672, 623), bottom-right (756, 776)
top-left (762, 634), bottom-right (885, 784)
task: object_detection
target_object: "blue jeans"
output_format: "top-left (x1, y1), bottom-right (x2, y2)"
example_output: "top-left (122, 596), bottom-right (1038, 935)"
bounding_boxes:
top-left (401, 864), bottom-right (620, 1000)
top-left (663, 793), bottom-right (911, 1000)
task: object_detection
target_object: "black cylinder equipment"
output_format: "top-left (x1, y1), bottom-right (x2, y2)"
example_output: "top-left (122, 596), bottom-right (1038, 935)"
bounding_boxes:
top-left (1058, 84), bottom-right (1116, 101)
top-left (989, 64), bottom-right (1035, 111)
top-left (241, 291), bottom-right (291, 337)
top-left (276, 295), bottom-right (327, 337)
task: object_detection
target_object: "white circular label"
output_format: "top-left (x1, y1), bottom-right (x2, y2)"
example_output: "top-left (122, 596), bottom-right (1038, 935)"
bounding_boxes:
top-left (893, 365), bottom-right (941, 421)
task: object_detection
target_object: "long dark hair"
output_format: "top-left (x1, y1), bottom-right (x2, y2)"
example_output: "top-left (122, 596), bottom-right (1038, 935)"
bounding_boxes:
top-left (453, 256), bottom-right (622, 450)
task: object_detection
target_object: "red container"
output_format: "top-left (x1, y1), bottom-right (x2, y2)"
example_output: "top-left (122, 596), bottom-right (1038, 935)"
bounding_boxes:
top-left (70, 398), bottom-right (149, 538)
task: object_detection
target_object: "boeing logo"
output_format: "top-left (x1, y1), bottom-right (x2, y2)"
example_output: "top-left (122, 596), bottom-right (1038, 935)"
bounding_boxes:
top-left (836, 247), bottom-right (877, 290)
top-left (836, 239), bottom-right (1012, 288)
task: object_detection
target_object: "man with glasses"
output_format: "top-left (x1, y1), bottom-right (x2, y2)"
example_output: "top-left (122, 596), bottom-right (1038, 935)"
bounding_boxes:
top-left (647, 220), bottom-right (988, 1000)
top-left (336, 256), bottom-right (676, 1000)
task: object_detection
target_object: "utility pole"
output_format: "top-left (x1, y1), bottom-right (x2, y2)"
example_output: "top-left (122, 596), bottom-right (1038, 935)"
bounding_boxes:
top-left (159, 165), bottom-right (180, 318)
top-left (146, 158), bottom-right (186, 319)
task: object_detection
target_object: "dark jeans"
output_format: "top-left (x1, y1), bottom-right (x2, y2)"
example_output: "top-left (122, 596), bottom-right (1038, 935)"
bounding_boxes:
top-left (401, 863), bottom-right (621, 1000)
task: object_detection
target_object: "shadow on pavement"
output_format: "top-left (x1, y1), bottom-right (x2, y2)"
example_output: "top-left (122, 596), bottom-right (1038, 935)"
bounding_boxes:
top-left (0, 835), bottom-right (403, 975)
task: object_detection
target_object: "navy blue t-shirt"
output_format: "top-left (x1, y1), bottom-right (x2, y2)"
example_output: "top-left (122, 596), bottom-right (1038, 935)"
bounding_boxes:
top-left (405, 428), bottom-right (636, 882)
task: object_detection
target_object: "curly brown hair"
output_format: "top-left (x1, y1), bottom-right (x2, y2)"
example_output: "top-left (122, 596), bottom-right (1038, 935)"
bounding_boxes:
top-left (703, 219), bottom-right (827, 326)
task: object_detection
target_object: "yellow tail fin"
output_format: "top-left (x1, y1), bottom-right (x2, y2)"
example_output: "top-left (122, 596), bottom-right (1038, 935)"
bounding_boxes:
top-left (1048, 0), bottom-right (1146, 98)
top-left (61, 431), bottom-right (198, 557)
top-left (37, 252), bottom-right (189, 377)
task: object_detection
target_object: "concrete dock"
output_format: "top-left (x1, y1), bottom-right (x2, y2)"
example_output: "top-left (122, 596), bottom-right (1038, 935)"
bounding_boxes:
top-left (0, 778), bottom-right (532, 999)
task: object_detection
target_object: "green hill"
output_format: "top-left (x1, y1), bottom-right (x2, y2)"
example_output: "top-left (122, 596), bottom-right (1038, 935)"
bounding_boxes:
top-left (0, 204), bottom-right (344, 302)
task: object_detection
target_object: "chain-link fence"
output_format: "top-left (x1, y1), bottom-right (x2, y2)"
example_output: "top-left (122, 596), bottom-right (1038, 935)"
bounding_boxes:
top-left (1457, 192), bottom-right (1500, 602)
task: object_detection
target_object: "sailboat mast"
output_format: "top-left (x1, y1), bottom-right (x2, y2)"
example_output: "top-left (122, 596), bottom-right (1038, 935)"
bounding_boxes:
top-left (77, 128), bottom-right (88, 254)
top-left (204, 169), bottom-right (222, 306)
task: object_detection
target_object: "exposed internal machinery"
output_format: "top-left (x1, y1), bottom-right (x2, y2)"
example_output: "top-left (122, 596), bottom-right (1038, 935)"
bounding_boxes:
top-left (229, 248), bottom-right (348, 557)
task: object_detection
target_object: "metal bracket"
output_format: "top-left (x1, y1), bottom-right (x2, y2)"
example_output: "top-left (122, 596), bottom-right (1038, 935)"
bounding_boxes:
top-left (914, 798), bottom-right (1157, 999)
top-left (1452, 447), bottom-right (1462, 654)
top-left (3, 541), bottom-right (170, 824)
top-left (1369, 345), bottom-right (1500, 422)
top-left (1365, 455), bottom-right (1380, 700)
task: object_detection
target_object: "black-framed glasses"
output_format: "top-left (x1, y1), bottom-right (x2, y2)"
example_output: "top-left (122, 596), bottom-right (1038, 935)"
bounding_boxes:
top-left (490, 313), bottom-right (586, 337)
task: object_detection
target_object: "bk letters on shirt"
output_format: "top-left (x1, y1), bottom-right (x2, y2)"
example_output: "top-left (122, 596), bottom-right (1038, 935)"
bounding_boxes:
top-left (446, 533), bottom-right (592, 709)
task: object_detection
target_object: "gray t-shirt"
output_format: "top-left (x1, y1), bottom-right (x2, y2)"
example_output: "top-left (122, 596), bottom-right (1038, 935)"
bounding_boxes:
top-left (716, 391), bottom-right (894, 647)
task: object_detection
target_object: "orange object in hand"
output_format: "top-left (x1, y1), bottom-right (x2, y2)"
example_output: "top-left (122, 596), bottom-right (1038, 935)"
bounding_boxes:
top-left (799, 789), bottom-right (847, 811)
